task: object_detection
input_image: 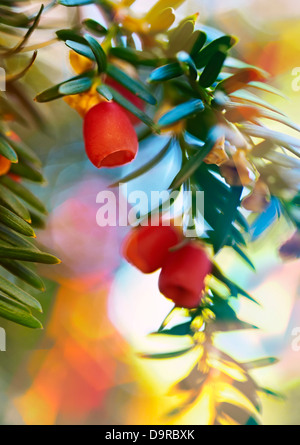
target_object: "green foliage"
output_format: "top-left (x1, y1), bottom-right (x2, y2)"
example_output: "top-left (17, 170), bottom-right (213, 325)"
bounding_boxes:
top-left (1, 0), bottom-right (298, 424)
top-left (0, 2), bottom-right (60, 329)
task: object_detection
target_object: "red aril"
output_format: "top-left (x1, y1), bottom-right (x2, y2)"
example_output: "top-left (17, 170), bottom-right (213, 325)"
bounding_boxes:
top-left (83, 102), bottom-right (138, 168)
top-left (158, 243), bottom-right (212, 308)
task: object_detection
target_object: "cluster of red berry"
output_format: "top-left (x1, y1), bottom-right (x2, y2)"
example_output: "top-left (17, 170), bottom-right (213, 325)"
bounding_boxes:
top-left (122, 224), bottom-right (212, 309)
top-left (82, 79), bottom-right (212, 310)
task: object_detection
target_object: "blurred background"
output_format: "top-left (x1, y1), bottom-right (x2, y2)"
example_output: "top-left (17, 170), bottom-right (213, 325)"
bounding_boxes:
top-left (0, 0), bottom-right (299, 425)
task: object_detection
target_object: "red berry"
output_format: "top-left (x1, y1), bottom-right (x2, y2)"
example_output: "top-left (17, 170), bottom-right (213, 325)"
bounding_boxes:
top-left (83, 102), bottom-right (138, 168)
top-left (105, 77), bottom-right (144, 125)
top-left (122, 224), bottom-right (182, 274)
top-left (158, 243), bottom-right (212, 308)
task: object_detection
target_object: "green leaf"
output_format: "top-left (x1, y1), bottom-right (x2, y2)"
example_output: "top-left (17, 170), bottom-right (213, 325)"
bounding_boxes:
top-left (170, 127), bottom-right (222, 189)
top-left (0, 205), bottom-right (35, 237)
top-left (216, 68), bottom-right (266, 94)
top-left (9, 160), bottom-right (46, 184)
top-left (0, 176), bottom-right (47, 214)
top-left (107, 64), bottom-right (157, 105)
top-left (0, 224), bottom-right (38, 251)
top-left (83, 19), bottom-right (107, 36)
top-left (224, 57), bottom-right (267, 74)
top-left (248, 81), bottom-right (287, 99)
top-left (149, 62), bottom-right (183, 82)
top-left (194, 35), bottom-right (237, 69)
top-left (190, 30), bottom-right (207, 57)
top-left (0, 275), bottom-right (41, 312)
top-left (158, 99), bottom-right (204, 127)
top-left (0, 184), bottom-right (31, 222)
top-left (35, 85), bottom-right (64, 103)
top-left (199, 50), bottom-right (227, 88)
top-left (65, 40), bottom-right (95, 60)
top-left (107, 86), bottom-right (158, 130)
top-left (243, 357), bottom-right (279, 369)
top-left (5, 5), bottom-right (43, 55)
top-left (232, 244), bottom-right (255, 270)
top-left (0, 294), bottom-right (42, 329)
top-left (84, 34), bottom-right (107, 73)
top-left (59, 77), bottom-right (92, 95)
top-left (28, 209), bottom-right (46, 230)
top-left (110, 139), bottom-right (173, 187)
top-left (96, 84), bottom-right (113, 101)
top-left (0, 137), bottom-right (18, 163)
top-left (218, 402), bottom-right (261, 425)
top-left (0, 259), bottom-right (45, 291)
top-left (258, 388), bottom-right (285, 400)
top-left (167, 19), bottom-right (195, 55)
top-left (0, 8), bottom-right (29, 27)
top-left (236, 211), bottom-right (250, 233)
top-left (212, 296), bottom-right (250, 331)
top-left (35, 72), bottom-right (93, 103)
top-left (56, 29), bottom-right (86, 44)
top-left (151, 321), bottom-right (192, 337)
top-left (138, 346), bottom-right (194, 359)
top-left (59, 0), bottom-right (94, 5)
top-left (2, 134), bottom-right (41, 166)
top-left (177, 51), bottom-right (197, 80)
top-left (213, 186), bottom-right (243, 253)
top-left (0, 246), bottom-right (60, 264)
top-left (212, 263), bottom-right (258, 304)
top-left (229, 90), bottom-right (285, 116)
top-left (109, 47), bottom-right (159, 67)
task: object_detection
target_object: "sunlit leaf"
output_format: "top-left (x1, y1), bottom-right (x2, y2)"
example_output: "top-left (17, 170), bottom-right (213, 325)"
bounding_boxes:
top-left (107, 64), bottom-right (156, 105)
top-left (0, 184), bottom-right (31, 222)
top-left (0, 246), bottom-right (60, 264)
top-left (0, 205), bottom-right (35, 237)
top-left (193, 35), bottom-right (237, 69)
top-left (0, 137), bottom-right (18, 162)
top-left (82, 19), bottom-right (107, 36)
top-left (59, 0), bottom-right (94, 5)
top-left (9, 160), bottom-right (46, 184)
top-left (84, 34), bottom-right (107, 73)
top-left (158, 99), bottom-right (204, 127)
top-left (110, 139), bottom-right (172, 187)
top-left (149, 62), bottom-right (183, 82)
top-left (56, 29), bottom-right (86, 44)
top-left (96, 84), bottom-right (113, 101)
top-left (138, 346), bottom-right (194, 359)
top-left (0, 176), bottom-right (47, 214)
top-left (0, 294), bottom-right (42, 329)
top-left (0, 259), bottom-right (45, 291)
top-left (0, 275), bottom-right (42, 312)
top-left (170, 127), bottom-right (222, 189)
top-left (243, 357), bottom-right (279, 369)
top-left (59, 77), bottom-right (92, 95)
top-left (107, 86), bottom-right (157, 130)
top-left (199, 50), bottom-right (227, 88)
top-left (65, 40), bottom-right (95, 61)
